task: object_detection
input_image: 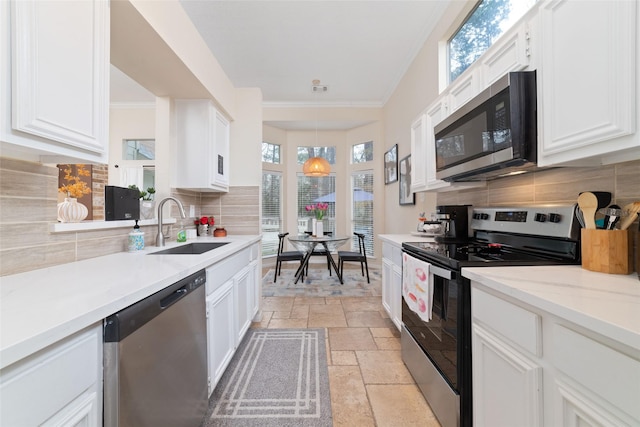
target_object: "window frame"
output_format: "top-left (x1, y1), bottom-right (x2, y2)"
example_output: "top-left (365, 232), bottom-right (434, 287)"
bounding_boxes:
top-left (446, 0), bottom-right (537, 85)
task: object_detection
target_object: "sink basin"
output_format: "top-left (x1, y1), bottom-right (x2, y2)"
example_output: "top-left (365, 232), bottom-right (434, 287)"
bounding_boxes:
top-left (148, 242), bottom-right (229, 255)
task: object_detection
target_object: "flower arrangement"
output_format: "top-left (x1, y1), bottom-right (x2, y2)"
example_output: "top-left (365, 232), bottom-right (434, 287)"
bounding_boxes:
top-left (194, 216), bottom-right (214, 226)
top-left (58, 164), bottom-right (91, 199)
top-left (128, 185), bottom-right (156, 201)
top-left (305, 202), bottom-right (329, 220)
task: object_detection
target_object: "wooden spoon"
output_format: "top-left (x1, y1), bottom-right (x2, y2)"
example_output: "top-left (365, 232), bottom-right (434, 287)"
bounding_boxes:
top-left (577, 192), bottom-right (598, 229)
top-left (619, 202), bottom-right (640, 230)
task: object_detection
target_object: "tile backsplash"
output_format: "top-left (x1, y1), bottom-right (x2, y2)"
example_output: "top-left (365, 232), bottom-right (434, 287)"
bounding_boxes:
top-left (436, 160), bottom-right (640, 209)
top-left (0, 157), bottom-right (259, 277)
top-left (1, 156), bottom-right (637, 276)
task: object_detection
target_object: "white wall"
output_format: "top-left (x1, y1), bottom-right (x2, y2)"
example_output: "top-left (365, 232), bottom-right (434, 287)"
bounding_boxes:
top-left (108, 105), bottom-right (156, 187)
top-left (230, 88), bottom-right (263, 187)
top-left (381, 1), bottom-right (469, 233)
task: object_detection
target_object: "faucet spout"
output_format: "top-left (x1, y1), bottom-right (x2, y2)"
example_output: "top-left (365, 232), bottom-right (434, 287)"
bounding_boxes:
top-left (156, 197), bottom-right (187, 247)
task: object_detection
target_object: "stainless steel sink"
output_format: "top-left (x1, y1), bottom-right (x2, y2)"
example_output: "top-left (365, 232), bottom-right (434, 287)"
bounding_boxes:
top-left (148, 242), bottom-right (229, 255)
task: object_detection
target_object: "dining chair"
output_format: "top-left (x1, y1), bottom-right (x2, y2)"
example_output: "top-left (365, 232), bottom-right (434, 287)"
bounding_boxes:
top-left (274, 232), bottom-right (305, 282)
top-left (303, 231), bottom-right (332, 275)
top-left (337, 232), bottom-right (370, 283)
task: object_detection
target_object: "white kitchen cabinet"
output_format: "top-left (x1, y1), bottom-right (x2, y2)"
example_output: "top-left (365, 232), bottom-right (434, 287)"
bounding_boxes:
top-left (381, 241), bottom-right (402, 330)
top-left (205, 243), bottom-right (261, 394)
top-left (410, 114), bottom-right (427, 193)
top-left (472, 288), bottom-right (543, 427)
top-left (0, 0), bottom-right (109, 163)
top-left (206, 278), bottom-right (235, 394)
top-left (174, 99), bottom-right (230, 192)
top-left (249, 257), bottom-right (261, 322)
top-left (0, 324), bottom-right (102, 426)
top-left (537, 0), bottom-right (638, 167)
top-left (213, 110), bottom-right (230, 188)
top-left (471, 283), bottom-right (640, 427)
top-left (479, 20), bottom-right (532, 86)
top-left (447, 70), bottom-right (480, 115)
top-left (233, 267), bottom-right (252, 345)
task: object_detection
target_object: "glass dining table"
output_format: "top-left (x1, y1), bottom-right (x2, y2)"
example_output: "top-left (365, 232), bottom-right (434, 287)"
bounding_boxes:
top-left (287, 234), bottom-right (351, 284)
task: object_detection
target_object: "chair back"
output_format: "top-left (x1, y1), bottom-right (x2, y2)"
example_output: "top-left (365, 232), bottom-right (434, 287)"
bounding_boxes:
top-left (277, 232), bottom-right (289, 255)
top-left (354, 232), bottom-right (367, 258)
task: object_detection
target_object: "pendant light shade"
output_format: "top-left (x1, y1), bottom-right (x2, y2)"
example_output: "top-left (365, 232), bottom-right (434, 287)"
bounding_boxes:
top-left (303, 157), bottom-right (331, 177)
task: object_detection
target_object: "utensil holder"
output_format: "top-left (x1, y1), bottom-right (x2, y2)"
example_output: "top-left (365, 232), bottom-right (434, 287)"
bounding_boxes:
top-left (581, 229), bottom-right (633, 274)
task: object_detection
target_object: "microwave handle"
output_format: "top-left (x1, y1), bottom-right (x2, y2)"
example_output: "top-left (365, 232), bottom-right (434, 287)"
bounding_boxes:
top-left (430, 264), bottom-right (456, 281)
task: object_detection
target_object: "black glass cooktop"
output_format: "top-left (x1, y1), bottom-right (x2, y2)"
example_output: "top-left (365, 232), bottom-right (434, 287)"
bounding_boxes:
top-left (402, 238), bottom-right (580, 270)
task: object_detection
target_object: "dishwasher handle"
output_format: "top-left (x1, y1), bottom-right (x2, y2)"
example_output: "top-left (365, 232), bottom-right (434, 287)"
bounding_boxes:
top-left (104, 269), bottom-right (206, 343)
top-left (160, 287), bottom-right (188, 309)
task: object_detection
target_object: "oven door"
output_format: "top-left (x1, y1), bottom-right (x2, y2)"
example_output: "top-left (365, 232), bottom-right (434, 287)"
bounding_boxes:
top-left (401, 250), bottom-right (472, 427)
top-left (402, 259), bottom-right (460, 389)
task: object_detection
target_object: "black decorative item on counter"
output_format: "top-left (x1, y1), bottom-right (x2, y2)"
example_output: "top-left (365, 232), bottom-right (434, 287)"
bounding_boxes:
top-left (105, 186), bottom-right (140, 221)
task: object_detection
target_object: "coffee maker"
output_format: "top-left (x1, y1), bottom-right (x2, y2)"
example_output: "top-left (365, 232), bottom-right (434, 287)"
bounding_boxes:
top-left (434, 205), bottom-right (471, 242)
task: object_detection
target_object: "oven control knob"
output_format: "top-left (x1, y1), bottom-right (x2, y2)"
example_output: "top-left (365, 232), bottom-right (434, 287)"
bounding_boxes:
top-left (481, 213), bottom-right (489, 220)
top-left (473, 213), bottom-right (480, 220)
top-left (549, 213), bottom-right (562, 223)
top-left (534, 213), bottom-right (547, 222)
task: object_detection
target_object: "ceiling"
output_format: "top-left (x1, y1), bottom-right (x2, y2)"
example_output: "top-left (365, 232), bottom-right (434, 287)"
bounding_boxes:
top-left (111, 0), bottom-right (450, 128)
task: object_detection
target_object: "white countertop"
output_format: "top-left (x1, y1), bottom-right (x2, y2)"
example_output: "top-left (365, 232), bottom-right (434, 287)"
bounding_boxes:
top-left (378, 233), bottom-right (436, 247)
top-left (462, 266), bottom-right (640, 351)
top-left (0, 235), bottom-right (261, 370)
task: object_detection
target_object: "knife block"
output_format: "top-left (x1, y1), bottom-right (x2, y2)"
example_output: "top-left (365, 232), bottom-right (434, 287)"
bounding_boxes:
top-left (581, 229), bottom-right (633, 274)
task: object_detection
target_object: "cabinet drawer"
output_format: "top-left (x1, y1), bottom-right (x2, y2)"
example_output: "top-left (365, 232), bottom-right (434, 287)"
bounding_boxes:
top-left (553, 324), bottom-right (640, 421)
top-left (206, 247), bottom-right (251, 295)
top-left (472, 287), bottom-right (541, 356)
top-left (0, 325), bottom-right (101, 426)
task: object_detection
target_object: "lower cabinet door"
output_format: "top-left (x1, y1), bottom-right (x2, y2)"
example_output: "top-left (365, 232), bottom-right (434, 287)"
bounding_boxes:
top-left (472, 324), bottom-right (543, 427)
top-left (206, 279), bottom-right (235, 394)
top-left (0, 324), bottom-right (102, 426)
top-left (391, 264), bottom-right (402, 330)
top-left (234, 267), bottom-right (252, 345)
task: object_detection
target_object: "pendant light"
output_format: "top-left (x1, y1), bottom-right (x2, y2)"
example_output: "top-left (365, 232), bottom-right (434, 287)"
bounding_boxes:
top-left (303, 156), bottom-right (330, 176)
top-left (303, 79), bottom-right (331, 177)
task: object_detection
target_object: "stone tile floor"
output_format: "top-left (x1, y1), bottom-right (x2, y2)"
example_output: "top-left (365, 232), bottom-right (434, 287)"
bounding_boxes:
top-left (251, 294), bottom-right (442, 427)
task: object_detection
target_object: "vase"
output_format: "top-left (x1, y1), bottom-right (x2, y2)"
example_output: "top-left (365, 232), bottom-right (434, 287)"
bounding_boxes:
top-left (140, 200), bottom-right (155, 220)
top-left (315, 220), bottom-right (323, 237)
top-left (57, 198), bottom-right (88, 223)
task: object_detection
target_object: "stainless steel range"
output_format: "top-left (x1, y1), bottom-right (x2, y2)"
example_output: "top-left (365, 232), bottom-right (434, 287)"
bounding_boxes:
top-left (401, 204), bottom-right (581, 427)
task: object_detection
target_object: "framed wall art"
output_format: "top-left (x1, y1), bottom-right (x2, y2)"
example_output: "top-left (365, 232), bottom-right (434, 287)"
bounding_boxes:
top-left (384, 144), bottom-right (398, 184)
top-left (399, 155), bottom-right (414, 205)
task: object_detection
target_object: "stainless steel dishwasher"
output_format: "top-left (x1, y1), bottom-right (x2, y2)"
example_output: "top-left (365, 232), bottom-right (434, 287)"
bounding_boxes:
top-left (103, 269), bottom-right (207, 427)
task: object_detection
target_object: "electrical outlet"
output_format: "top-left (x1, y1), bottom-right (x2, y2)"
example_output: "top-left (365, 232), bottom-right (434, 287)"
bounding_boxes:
top-left (189, 205), bottom-right (195, 217)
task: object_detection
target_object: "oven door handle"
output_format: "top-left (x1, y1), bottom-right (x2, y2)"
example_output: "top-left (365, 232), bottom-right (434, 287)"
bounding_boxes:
top-left (430, 264), bottom-right (456, 281)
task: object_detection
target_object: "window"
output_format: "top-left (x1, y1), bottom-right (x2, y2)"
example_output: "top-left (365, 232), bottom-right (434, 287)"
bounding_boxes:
top-left (351, 171), bottom-right (374, 256)
top-left (262, 172), bottom-right (282, 256)
top-left (449, 0), bottom-right (536, 82)
top-left (352, 141), bottom-right (373, 164)
top-left (120, 139), bottom-right (155, 194)
top-left (297, 174), bottom-right (336, 235)
top-left (262, 141), bottom-right (281, 164)
top-left (297, 146), bottom-right (336, 165)
top-left (123, 139), bottom-right (155, 160)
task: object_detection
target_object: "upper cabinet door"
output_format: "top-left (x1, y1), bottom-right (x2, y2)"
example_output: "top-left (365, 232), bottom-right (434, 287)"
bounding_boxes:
top-left (410, 113), bottom-right (427, 193)
top-left (174, 99), bottom-right (229, 192)
top-left (5, 0), bottom-right (109, 162)
top-left (480, 20), bottom-right (532, 86)
top-left (537, 0), bottom-right (637, 166)
top-left (212, 110), bottom-right (229, 188)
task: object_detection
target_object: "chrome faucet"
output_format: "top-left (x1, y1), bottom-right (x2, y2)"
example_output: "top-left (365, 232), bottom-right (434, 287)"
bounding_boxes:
top-left (156, 197), bottom-right (186, 247)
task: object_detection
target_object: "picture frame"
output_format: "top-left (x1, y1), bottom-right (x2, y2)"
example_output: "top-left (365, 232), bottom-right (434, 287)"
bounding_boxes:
top-left (399, 155), bottom-right (415, 205)
top-left (384, 144), bottom-right (398, 184)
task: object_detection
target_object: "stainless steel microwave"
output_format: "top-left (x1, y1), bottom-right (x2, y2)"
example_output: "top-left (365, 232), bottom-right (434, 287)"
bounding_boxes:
top-left (434, 71), bottom-right (537, 182)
